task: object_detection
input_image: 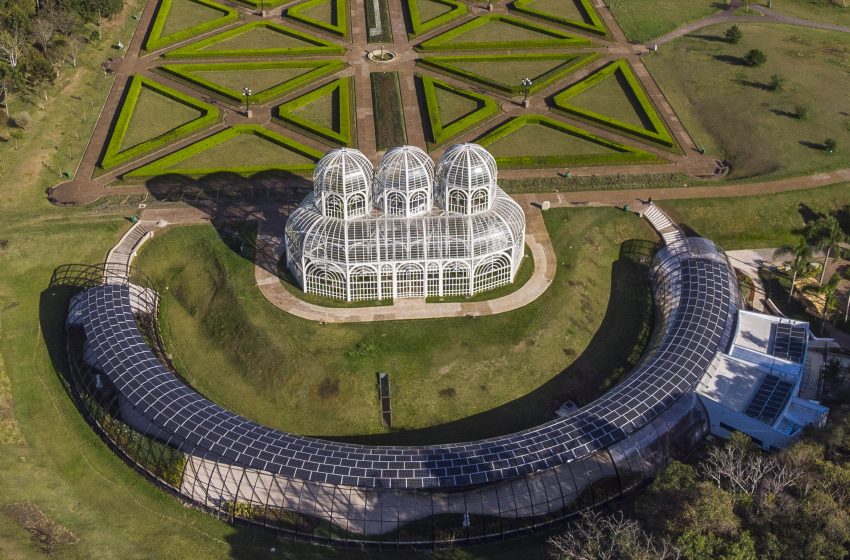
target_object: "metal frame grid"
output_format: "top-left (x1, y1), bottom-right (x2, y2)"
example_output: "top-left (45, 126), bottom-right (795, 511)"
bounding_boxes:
top-left (285, 144), bottom-right (525, 301)
top-left (59, 237), bottom-right (740, 546)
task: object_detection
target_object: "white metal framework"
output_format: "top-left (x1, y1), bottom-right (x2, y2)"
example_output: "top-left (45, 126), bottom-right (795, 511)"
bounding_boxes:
top-left (285, 144), bottom-right (526, 301)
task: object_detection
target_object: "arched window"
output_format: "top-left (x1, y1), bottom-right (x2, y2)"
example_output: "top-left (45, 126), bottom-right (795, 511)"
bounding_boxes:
top-left (471, 189), bottom-right (489, 213)
top-left (473, 254), bottom-right (512, 293)
top-left (349, 265), bottom-right (378, 301)
top-left (347, 193), bottom-right (366, 218)
top-left (409, 191), bottom-right (428, 215)
top-left (442, 262), bottom-right (471, 296)
top-left (324, 195), bottom-right (343, 219)
top-left (386, 192), bottom-right (405, 216)
top-left (395, 263), bottom-right (424, 298)
top-left (448, 190), bottom-right (467, 214)
top-left (306, 263), bottom-right (346, 299)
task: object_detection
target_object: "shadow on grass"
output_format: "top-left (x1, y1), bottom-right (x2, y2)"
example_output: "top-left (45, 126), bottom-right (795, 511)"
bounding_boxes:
top-left (770, 108), bottom-right (799, 118)
top-left (687, 33), bottom-right (727, 42)
top-left (713, 54), bottom-right (747, 66)
top-left (327, 240), bottom-right (657, 446)
top-left (800, 140), bottom-right (826, 151)
top-left (735, 79), bottom-right (770, 90)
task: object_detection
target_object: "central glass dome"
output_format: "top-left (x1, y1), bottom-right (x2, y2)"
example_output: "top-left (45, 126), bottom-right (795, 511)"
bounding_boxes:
top-left (374, 146), bottom-right (434, 217)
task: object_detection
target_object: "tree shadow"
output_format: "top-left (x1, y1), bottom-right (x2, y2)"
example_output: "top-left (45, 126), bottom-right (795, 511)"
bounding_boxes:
top-left (326, 242), bottom-right (657, 446)
top-left (735, 79), bottom-right (770, 90)
top-left (714, 54), bottom-right (747, 66)
top-left (799, 140), bottom-right (826, 151)
top-left (686, 33), bottom-right (727, 42)
top-left (797, 202), bottom-right (823, 227)
top-left (770, 108), bottom-right (798, 118)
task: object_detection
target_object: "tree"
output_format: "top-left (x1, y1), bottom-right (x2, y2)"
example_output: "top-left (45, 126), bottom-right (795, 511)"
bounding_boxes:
top-left (549, 511), bottom-right (680, 560)
top-left (0, 61), bottom-right (24, 119)
top-left (824, 138), bottom-right (837, 153)
top-left (795, 104), bottom-right (809, 120)
top-left (774, 236), bottom-right (813, 302)
top-left (725, 25), bottom-right (743, 44)
top-left (814, 273), bottom-right (841, 323)
top-left (768, 73), bottom-right (785, 92)
top-left (31, 16), bottom-right (55, 54)
top-left (0, 26), bottom-right (27, 68)
top-left (744, 49), bottom-right (767, 67)
top-left (64, 34), bottom-right (84, 67)
top-left (809, 215), bottom-right (846, 285)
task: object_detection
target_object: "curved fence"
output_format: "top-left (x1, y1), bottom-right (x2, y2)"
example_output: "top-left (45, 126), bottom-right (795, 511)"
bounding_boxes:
top-left (58, 237), bottom-right (740, 546)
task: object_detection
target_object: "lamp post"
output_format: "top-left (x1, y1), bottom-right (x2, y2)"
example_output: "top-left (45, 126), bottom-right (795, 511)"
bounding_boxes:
top-left (242, 86), bottom-right (252, 118)
top-left (521, 77), bottom-right (532, 108)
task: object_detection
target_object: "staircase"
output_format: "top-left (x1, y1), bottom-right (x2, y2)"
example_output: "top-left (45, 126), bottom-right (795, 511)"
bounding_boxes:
top-left (643, 204), bottom-right (685, 247)
top-left (105, 220), bottom-right (159, 282)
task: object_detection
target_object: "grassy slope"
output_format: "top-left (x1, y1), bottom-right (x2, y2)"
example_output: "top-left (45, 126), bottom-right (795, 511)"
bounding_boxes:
top-left (608, 0), bottom-right (718, 42)
top-left (644, 23), bottom-right (850, 180)
top-left (134, 209), bottom-right (657, 442)
top-left (761, 0), bottom-right (850, 27)
top-left (662, 181), bottom-right (850, 250)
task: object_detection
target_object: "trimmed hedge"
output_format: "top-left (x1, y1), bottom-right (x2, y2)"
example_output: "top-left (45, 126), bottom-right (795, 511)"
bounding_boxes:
top-left (232, 0), bottom-right (291, 7)
top-left (158, 60), bottom-right (347, 104)
top-left (405, 0), bottom-right (467, 37)
top-left (476, 114), bottom-right (664, 168)
top-left (418, 74), bottom-right (499, 146)
top-left (144, 0), bottom-right (238, 52)
top-left (417, 52), bottom-right (600, 95)
top-left (125, 125), bottom-right (323, 178)
top-left (276, 77), bottom-right (354, 146)
top-left (511, 0), bottom-right (607, 37)
top-left (165, 21), bottom-right (345, 57)
top-left (416, 14), bottom-right (592, 50)
top-left (99, 75), bottom-right (219, 171)
top-left (286, 0), bottom-right (349, 38)
top-left (551, 59), bottom-right (677, 148)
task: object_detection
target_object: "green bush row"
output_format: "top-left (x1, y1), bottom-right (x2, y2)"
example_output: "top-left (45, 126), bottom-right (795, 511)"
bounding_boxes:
top-left (276, 77), bottom-right (354, 145)
top-left (406, 0), bottom-right (467, 37)
top-left (100, 75), bottom-right (218, 171)
top-left (144, 0), bottom-right (238, 52)
top-left (476, 115), bottom-right (664, 168)
top-left (286, 0), bottom-right (349, 38)
top-left (418, 74), bottom-right (499, 146)
top-left (158, 60), bottom-right (346, 104)
top-left (165, 21), bottom-right (345, 57)
top-left (232, 0), bottom-right (293, 8)
top-left (552, 60), bottom-right (676, 148)
top-left (126, 125), bottom-right (323, 178)
top-left (417, 52), bottom-right (600, 95)
top-left (416, 14), bottom-right (591, 50)
top-left (510, 0), bottom-right (607, 36)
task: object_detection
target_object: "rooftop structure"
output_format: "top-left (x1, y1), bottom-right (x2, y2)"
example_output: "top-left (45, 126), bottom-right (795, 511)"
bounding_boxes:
top-left (284, 145), bottom-right (526, 301)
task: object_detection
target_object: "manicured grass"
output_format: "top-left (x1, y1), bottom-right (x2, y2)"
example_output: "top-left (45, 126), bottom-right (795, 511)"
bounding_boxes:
top-left (371, 72), bottom-right (407, 150)
top-left (418, 74), bottom-right (500, 147)
top-left (608, 0), bottom-right (718, 42)
top-left (276, 77), bottom-right (354, 146)
top-left (417, 14), bottom-right (592, 50)
top-left (477, 114), bottom-right (664, 168)
top-left (405, 0), bottom-right (468, 37)
top-left (125, 125), bottom-right (322, 178)
top-left (418, 52), bottom-right (600, 95)
top-left (286, 0), bottom-right (349, 38)
top-left (662, 182), bottom-right (850, 250)
top-left (134, 208), bottom-right (657, 443)
top-left (166, 21), bottom-right (345, 57)
top-left (511, 0), bottom-right (607, 36)
top-left (144, 0), bottom-right (238, 51)
top-left (99, 75), bottom-right (219, 171)
top-left (644, 24), bottom-right (850, 179)
top-left (759, 0), bottom-right (850, 27)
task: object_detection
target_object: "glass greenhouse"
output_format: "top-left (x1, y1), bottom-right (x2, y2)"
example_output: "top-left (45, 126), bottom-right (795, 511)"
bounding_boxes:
top-left (284, 144), bottom-right (526, 301)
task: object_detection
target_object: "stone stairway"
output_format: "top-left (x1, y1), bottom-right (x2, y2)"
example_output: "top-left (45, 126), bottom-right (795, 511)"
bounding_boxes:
top-left (643, 203), bottom-right (685, 246)
top-left (104, 220), bottom-right (160, 282)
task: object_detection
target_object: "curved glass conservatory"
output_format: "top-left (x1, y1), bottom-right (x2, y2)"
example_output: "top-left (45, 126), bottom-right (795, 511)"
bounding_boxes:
top-left (284, 145), bottom-right (526, 301)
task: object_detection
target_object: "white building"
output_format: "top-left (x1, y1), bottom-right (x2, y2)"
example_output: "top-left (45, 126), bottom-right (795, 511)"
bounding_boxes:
top-left (697, 310), bottom-right (829, 450)
top-left (284, 144), bottom-right (526, 301)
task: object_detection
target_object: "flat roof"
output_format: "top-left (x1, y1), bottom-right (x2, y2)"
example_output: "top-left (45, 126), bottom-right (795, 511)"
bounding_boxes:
top-left (697, 353), bottom-right (764, 413)
top-left (733, 311), bottom-right (808, 363)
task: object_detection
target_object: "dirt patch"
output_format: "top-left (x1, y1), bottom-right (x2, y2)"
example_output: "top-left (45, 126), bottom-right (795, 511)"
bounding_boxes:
top-left (1, 502), bottom-right (78, 554)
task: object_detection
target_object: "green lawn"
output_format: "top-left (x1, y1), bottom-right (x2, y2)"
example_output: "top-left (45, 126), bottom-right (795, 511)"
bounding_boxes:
top-left (119, 87), bottom-right (203, 150)
top-left (417, 0), bottom-right (454, 21)
top-left (566, 68), bottom-right (650, 129)
top-left (662, 181), bottom-right (850, 250)
top-left (192, 67), bottom-right (311, 93)
top-left (200, 25), bottom-right (315, 50)
top-left (134, 208), bottom-right (657, 443)
top-left (757, 0), bottom-right (850, 27)
top-left (608, 0), bottom-right (719, 42)
top-left (161, 0), bottom-right (225, 36)
top-left (434, 83), bottom-right (481, 125)
top-left (486, 122), bottom-right (618, 157)
top-left (644, 23), bottom-right (850, 180)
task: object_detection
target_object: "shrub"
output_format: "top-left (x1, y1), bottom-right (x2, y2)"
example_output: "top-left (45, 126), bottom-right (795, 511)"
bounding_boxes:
top-left (824, 138), bottom-right (837, 153)
top-left (551, 60), bottom-right (677, 148)
top-left (512, 0), bottom-right (607, 36)
top-left (768, 73), bottom-right (785, 92)
top-left (144, 0), bottom-right (238, 52)
top-left (724, 25), bottom-right (742, 44)
top-left (419, 74), bottom-right (499, 147)
top-left (286, 0), bottom-right (349, 38)
top-left (275, 77), bottom-right (354, 145)
top-left (744, 49), bottom-right (767, 67)
top-left (405, 0), bottom-right (467, 37)
top-left (166, 21), bottom-right (345, 58)
top-left (794, 104), bottom-right (809, 120)
top-left (99, 75), bottom-right (219, 170)
top-left (416, 14), bottom-right (591, 51)
top-left (10, 111), bottom-right (31, 129)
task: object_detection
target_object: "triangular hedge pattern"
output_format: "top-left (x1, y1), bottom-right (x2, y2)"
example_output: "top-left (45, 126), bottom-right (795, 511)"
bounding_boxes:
top-left (417, 53), bottom-right (599, 95)
top-left (166, 21), bottom-right (345, 57)
top-left (100, 75), bottom-right (218, 170)
top-left (158, 60), bottom-right (347, 104)
top-left (476, 114), bottom-right (664, 168)
top-left (418, 74), bottom-right (499, 146)
top-left (144, 0), bottom-right (238, 51)
top-left (552, 59), bottom-right (676, 148)
top-left (417, 14), bottom-right (592, 51)
top-left (276, 77), bottom-right (355, 146)
top-left (405, 0), bottom-right (468, 37)
top-left (125, 125), bottom-right (323, 177)
top-left (511, 0), bottom-right (607, 36)
top-left (286, 0), bottom-right (349, 38)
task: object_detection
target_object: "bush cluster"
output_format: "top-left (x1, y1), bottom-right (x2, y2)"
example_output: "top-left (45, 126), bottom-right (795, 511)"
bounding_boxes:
top-left (552, 60), bottom-right (677, 148)
top-left (276, 78), bottom-right (354, 145)
top-left (99, 75), bottom-right (219, 170)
